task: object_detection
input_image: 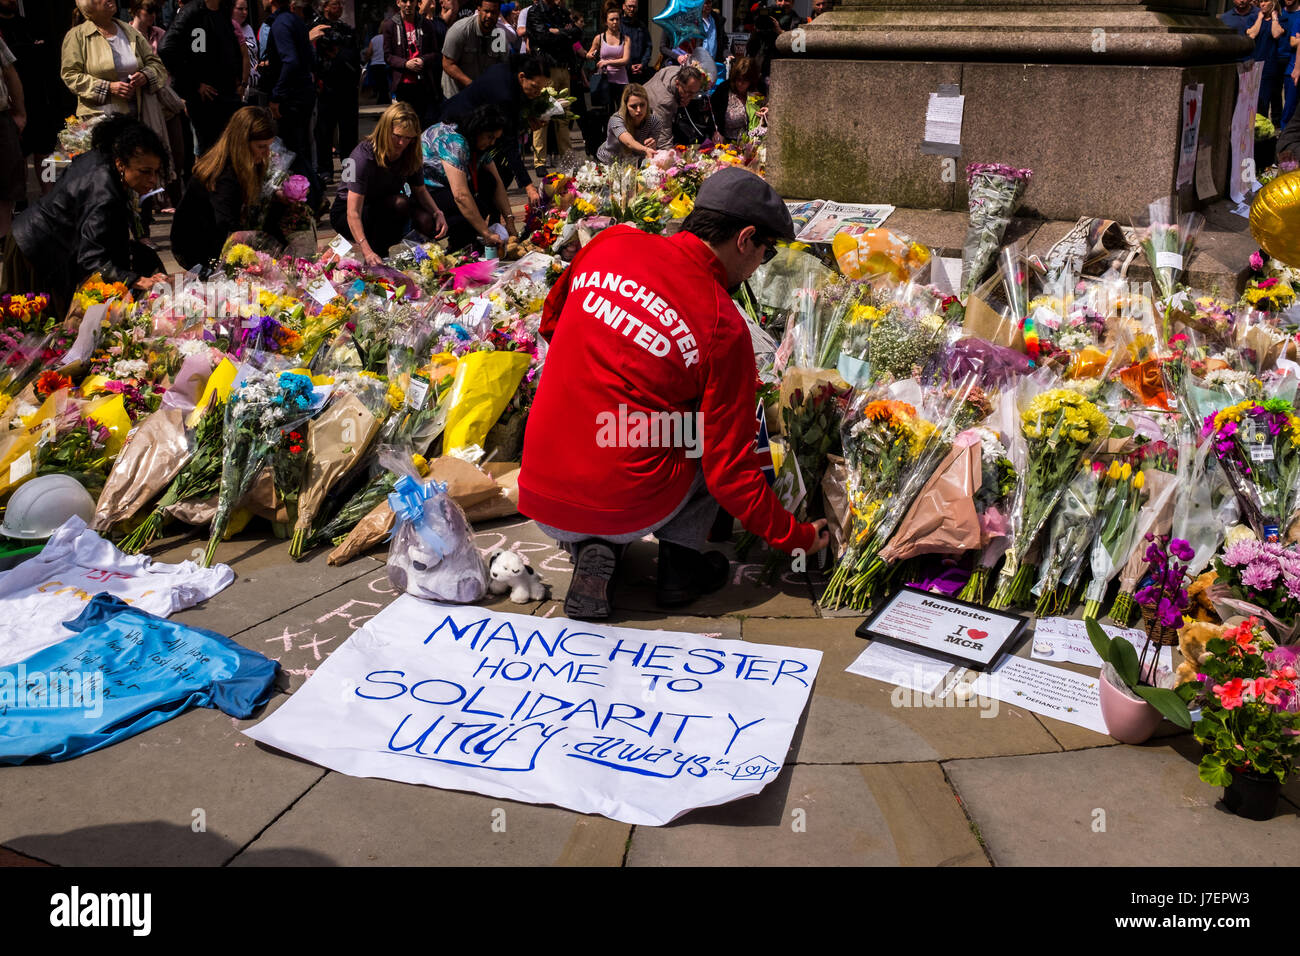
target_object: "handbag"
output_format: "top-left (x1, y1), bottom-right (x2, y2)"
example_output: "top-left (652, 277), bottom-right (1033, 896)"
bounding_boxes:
top-left (156, 83), bottom-right (186, 120)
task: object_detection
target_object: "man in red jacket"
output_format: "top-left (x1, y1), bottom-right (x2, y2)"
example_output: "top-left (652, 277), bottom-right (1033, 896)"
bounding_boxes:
top-left (519, 168), bottom-right (829, 619)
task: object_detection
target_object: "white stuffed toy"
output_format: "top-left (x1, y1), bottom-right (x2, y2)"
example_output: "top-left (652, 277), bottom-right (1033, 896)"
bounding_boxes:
top-left (487, 549), bottom-right (547, 603)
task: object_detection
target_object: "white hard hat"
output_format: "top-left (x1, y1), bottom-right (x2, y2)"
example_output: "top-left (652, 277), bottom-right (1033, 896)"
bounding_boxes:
top-left (2, 474), bottom-right (96, 540)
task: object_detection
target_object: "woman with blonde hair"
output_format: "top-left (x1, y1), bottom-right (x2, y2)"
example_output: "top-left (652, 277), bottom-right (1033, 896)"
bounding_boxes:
top-left (596, 83), bottom-right (664, 163)
top-left (170, 106), bottom-right (277, 270)
top-left (331, 102), bottom-right (447, 266)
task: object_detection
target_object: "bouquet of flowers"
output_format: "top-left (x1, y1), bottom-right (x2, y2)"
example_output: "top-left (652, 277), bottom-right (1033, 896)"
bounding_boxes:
top-left (1201, 398), bottom-right (1300, 541)
top-left (786, 278), bottom-right (866, 371)
top-left (1211, 539), bottom-right (1300, 642)
top-left (118, 397), bottom-right (227, 554)
top-left (1133, 196), bottom-right (1204, 310)
top-left (1, 293), bottom-right (58, 334)
top-left (1031, 461), bottom-right (1104, 615)
top-left (1083, 457), bottom-right (1148, 619)
top-left (991, 382), bottom-right (1111, 609)
top-left (956, 425), bottom-right (1017, 603)
top-left (204, 368), bottom-right (317, 566)
top-left (1133, 532), bottom-right (1194, 650)
top-left (1184, 617), bottom-right (1300, 787)
top-left (289, 375), bottom-right (390, 559)
top-left (527, 87), bottom-right (578, 123)
top-left (56, 113), bottom-right (104, 159)
top-left (1238, 276), bottom-right (1296, 315)
top-left (960, 163), bottom-right (1032, 301)
top-left (821, 382), bottom-right (983, 611)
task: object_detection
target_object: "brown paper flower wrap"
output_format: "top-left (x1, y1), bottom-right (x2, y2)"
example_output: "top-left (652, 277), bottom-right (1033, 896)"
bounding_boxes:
top-left (878, 440), bottom-right (981, 563)
top-left (93, 407), bottom-right (191, 531)
top-left (289, 393), bottom-right (385, 560)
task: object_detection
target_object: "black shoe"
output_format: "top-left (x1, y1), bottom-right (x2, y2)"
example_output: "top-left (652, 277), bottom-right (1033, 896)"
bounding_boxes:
top-left (564, 539), bottom-right (619, 619)
top-left (656, 541), bottom-right (730, 608)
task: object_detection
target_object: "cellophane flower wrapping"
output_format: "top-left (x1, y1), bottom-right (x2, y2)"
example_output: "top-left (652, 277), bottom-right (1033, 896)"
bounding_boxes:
top-left (1211, 539), bottom-right (1300, 642)
top-left (1032, 462), bottom-right (1104, 615)
top-left (990, 374), bottom-right (1111, 609)
top-left (204, 362), bottom-right (318, 566)
top-left (1201, 397), bottom-right (1300, 541)
top-left (1133, 196), bottom-right (1204, 320)
top-left (1084, 453), bottom-right (1153, 619)
top-left (820, 376), bottom-right (984, 611)
top-left (960, 163), bottom-right (1032, 301)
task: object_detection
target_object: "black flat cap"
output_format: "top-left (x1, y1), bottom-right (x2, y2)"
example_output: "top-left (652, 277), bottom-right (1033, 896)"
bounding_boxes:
top-left (694, 167), bottom-right (795, 242)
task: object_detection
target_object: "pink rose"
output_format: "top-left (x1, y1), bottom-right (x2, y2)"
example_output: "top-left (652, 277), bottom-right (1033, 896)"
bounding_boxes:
top-left (1251, 250), bottom-right (1265, 271)
top-left (282, 175), bottom-right (311, 203)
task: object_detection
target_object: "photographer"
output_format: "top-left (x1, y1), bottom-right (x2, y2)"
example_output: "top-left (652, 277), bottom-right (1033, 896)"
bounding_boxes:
top-left (383, 0), bottom-right (442, 125)
top-left (311, 0), bottom-right (360, 184)
top-left (643, 61), bottom-right (703, 134)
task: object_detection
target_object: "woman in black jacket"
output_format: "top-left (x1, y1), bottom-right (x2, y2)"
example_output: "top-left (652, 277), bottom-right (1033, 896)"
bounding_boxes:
top-left (1, 115), bottom-right (168, 315)
top-left (171, 105), bottom-right (277, 270)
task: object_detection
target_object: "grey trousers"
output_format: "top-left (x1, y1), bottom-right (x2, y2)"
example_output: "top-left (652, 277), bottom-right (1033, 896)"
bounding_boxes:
top-left (537, 471), bottom-right (720, 553)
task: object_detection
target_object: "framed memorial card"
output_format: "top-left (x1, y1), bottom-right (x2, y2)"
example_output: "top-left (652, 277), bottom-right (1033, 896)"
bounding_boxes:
top-left (856, 587), bottom-right (1027, 671)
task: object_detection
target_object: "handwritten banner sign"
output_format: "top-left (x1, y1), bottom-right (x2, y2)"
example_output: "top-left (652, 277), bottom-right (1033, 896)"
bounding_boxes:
top-left (244, 598), bottom-right (821, 825)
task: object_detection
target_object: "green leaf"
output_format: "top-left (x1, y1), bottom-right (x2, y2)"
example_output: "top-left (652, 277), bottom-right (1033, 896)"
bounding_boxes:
top-left (1134, 686), bottom-right (1193, 729)
top-left (1085, 618), bottom-right (1113, 665)
top-left (1112, 635), bottom-right (1140, 689)
top-left (1198, 755), bottom-right (1233, 787)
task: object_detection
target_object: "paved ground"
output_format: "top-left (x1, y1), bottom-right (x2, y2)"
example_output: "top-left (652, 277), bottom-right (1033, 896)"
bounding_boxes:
top-left (2, 111), bottom-right (1290, 867)
top-left (2, 510), bottom-right (1298, 868)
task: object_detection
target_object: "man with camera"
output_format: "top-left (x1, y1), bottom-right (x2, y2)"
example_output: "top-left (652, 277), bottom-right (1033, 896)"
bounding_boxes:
top-left (310, 0), bottom-right (361, 185)
top-left (383, 0), bottom-right (443, 125)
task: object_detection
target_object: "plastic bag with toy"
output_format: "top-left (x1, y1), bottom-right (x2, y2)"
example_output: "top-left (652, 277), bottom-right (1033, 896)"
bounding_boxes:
top-left (385, 472), bottom-right (488, 603)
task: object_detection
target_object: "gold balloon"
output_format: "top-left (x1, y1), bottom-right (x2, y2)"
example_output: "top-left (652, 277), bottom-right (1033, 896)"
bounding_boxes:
top-left (1250, 170), bottom-right (1300, 268)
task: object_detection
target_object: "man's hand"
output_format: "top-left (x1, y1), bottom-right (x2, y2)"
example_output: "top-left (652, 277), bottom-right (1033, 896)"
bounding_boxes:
top-left (129, 72), bottom-right (148, 92)
top-left (110, 80), bottom-right (133, 98)
top-left (528, 117), bottom-right (545, 131)
top-left (408, 56), bottom-right (424, 71)
top-left (806, 519), bottom-right (831, 556)
top-left (198, 82), bottom-right (219, 101)
top-left (433, 208), bottom-right (449, 239)
top-left (676, 52), bottom-right (689, 65)
top-left (526, 183), bottom-right (541, 204)
top-left (363, 247), bottom-right (384, 267)
top-left (310, 23), bottom-right (330, 41)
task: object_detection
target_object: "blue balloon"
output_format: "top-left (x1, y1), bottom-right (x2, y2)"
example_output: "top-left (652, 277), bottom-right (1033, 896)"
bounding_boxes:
top-left (653, 0), bottom-right (705, 49)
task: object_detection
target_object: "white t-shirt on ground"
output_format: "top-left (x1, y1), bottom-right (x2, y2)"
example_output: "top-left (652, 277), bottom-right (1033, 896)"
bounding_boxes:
top-left (0, 517), bottom-right (236, 667)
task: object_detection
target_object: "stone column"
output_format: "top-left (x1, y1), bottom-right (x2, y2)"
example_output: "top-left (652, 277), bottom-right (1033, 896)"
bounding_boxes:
top-left (766, 0), bottom-right (1253, 220)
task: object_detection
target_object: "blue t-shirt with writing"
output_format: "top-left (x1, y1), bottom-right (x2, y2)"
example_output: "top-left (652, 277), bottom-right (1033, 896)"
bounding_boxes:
top-left (0, 594), bottom-right (278, 764)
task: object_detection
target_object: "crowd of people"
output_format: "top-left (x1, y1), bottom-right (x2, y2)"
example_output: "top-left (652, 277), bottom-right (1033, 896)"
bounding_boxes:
top-left (0, 0), bottom-right (815, 300)
top-left (1221, 0), bottom-right (1300, 128)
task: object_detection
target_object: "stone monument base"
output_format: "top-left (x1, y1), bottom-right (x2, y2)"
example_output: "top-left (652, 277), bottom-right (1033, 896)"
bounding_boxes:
top-left (767, 57), bottom-right (1239, 222)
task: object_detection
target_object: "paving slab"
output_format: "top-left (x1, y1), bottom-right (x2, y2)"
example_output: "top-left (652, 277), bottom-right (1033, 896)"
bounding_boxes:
top-left (626, 762), bottom-right (985, 866)
top-left (153, 531), bottom-right (385, 637)
top-left (230, 770), bottom-right (630, 866)
top-left (225, 566), bottom-right (548, 692)
top-left (0, 700), bottom-right (325, 867)
top-left (614, 539), bottom-right (821, 618)
top-left (945, 737), bottom-right (1300, 867)
top-left (742, 619), bottom-right (1063, 763)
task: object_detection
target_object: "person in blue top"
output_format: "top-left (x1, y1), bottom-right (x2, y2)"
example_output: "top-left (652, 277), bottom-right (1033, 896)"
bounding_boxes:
top-left (1282, 0), bottom-right (1300, 126)
top-left (1222, 0), bottom-right (1288, 121)
top-left (421, 103), bottom-right (517, 253)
